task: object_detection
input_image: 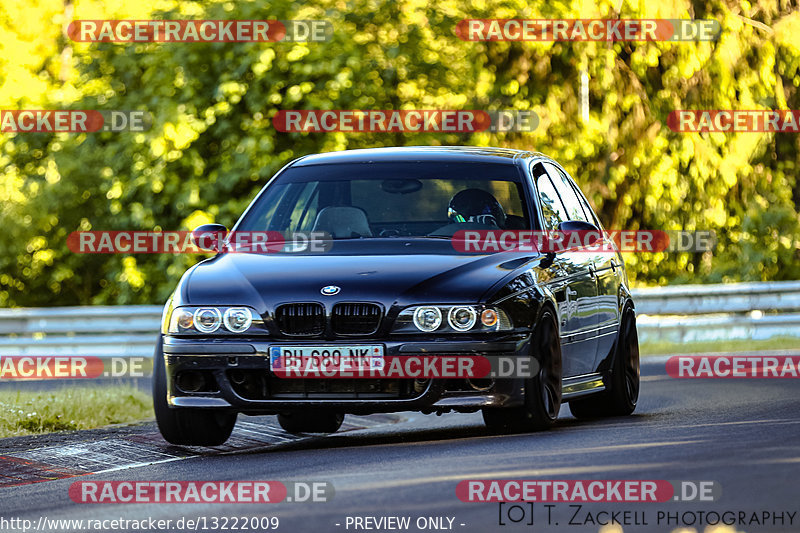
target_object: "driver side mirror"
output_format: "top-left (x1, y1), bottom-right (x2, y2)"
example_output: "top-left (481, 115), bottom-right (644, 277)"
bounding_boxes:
top-left (556, 220), bottom-right (602, 247)
top-left (191, 223), bottom-right (228, 252)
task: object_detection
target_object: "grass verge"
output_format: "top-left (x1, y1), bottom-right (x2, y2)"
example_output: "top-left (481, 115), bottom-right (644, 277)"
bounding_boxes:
top-left (640, 336), bottom-right (800, 356)
top-left (0, 386), bottom-right (153, 439)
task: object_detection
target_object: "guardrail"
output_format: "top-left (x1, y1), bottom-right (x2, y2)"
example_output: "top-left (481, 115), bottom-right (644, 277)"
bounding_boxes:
top-left (632, 280), bottom-right (800, 344)
top-left (0, 280), bottom-right (798, 357)
top-left (0, 305), bottom-right (162, 358)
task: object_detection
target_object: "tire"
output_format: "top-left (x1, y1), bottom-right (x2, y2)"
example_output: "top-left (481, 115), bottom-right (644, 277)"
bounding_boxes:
top-left (278, 412), bottom-right (344, 434)
top-left (483, 307), bottom-right (562, 433)
top-left (569, 305), bottom-right (640, 419)
top-left (153, 336), bottom-right (237, 446)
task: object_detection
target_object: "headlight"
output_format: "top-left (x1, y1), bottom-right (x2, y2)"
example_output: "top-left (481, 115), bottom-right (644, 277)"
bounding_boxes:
top-left (448, 306), bottom-right (477, 331)
top-left (223, 307), bottom-right (253, 333)
top-left (167, 306), bottom-right (262, 334)
top-left (194, 308), bottom-right (221, 333)
top-left (413, 306), bottom-right (442, 332)
top-left (394, 305), bottom-right (512, 333)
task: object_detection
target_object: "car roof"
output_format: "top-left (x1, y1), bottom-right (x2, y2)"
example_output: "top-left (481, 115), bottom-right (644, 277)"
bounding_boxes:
top-left (290, 146), bottom-right (548, 167)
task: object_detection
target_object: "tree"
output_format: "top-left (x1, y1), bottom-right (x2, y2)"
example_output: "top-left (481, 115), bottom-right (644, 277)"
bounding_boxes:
top-left (1, 0), bottom-right (798, 306)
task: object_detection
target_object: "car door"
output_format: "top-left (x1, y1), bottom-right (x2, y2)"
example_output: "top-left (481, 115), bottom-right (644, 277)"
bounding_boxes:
top-left (548, 163), bottom-right (622, 371)
top-left (532, 162), bottom-right (598, 377)
top-left (573, 182), bottom-right (622, 369)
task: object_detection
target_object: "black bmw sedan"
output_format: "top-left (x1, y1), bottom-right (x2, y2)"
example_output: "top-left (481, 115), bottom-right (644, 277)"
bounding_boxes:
top-left (153, 146), bottom-right (640, 445)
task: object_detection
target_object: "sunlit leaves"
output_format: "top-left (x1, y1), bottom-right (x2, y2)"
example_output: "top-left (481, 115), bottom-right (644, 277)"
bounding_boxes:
top-left (0, 0), bottom-right (798, 306)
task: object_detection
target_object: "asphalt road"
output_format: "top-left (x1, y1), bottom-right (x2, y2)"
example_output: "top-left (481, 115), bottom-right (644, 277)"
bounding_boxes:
top-left (1, 357), bottom-right (799, 533)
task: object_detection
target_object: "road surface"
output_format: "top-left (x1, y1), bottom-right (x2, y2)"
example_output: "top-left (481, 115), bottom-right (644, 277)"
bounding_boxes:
top-left (0, 357), bottom-right (798, 533)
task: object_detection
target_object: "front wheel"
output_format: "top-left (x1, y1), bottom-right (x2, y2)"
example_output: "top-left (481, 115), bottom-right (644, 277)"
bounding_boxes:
top-left (483, 307), bottom-right (562, 433)
top-left (153, 337), bottom-right (237, 446)
top-left (569, 305), bottom-right (640, 418)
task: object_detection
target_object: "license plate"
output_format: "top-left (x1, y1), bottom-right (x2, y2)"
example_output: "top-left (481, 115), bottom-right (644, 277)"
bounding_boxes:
top-left (269, 345), bottom-right (384, 372)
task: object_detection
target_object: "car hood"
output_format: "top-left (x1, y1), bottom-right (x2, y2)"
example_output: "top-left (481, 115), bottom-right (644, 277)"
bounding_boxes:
top-left (182, 249), bottom-right (537, 311)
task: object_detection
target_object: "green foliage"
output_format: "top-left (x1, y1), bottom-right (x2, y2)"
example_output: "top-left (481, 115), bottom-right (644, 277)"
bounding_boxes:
top-left (1, 0), bottom-right (799, 306)
top-left (0, 386), bottom-right (152, 437)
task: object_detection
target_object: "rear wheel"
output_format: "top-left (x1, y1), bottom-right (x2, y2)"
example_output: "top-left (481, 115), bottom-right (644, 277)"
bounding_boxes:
top-left (278, 412), bottom-right (344, 434)
top-left (153, 337), bottom-right (237, 446)
top-left (569, 305), bottom-right (639, 418)
top-left (483, 307), bottom-right (562, 433)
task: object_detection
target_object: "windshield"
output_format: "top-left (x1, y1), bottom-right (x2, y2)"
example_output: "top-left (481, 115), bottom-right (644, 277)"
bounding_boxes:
top-left (236, 162), bottom-right (532, 239)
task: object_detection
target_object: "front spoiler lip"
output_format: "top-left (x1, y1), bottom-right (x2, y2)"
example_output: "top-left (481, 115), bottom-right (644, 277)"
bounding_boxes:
top-left (168, 390), bottom-right (516, 411)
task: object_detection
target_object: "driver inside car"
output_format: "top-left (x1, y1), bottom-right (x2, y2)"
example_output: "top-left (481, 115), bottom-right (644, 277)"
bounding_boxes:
top-left (447, 188), bottom-right (507, 228)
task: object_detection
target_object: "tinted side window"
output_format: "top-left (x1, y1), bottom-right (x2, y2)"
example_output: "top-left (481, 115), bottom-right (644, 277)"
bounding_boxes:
top-left (571, 182), bottom-right (601, 228)
top-left (544, 163), bottom-right (589, 223)
top-left (535, 171), bottom-right (569, 230)
top-left (556, 166), bottom-right (603, 228)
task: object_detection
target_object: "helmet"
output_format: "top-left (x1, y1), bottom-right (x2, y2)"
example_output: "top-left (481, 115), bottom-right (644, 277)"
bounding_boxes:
top-left (447, 188), bottom-right (506, 228)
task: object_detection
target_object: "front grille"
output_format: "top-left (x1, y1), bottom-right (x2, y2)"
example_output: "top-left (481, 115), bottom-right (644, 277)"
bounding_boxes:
top-left (275, 303), bottom-right (325, 336)
top-left (332, 303), bottom-right (382, 335)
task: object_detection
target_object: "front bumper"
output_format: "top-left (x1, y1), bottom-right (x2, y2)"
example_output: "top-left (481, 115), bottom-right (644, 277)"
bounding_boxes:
top-left (162, 335), bottom-right (530, 414)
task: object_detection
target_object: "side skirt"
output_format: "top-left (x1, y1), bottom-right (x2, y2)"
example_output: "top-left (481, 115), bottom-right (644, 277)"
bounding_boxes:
top-left (561, 372), bottom-right (606, 401)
